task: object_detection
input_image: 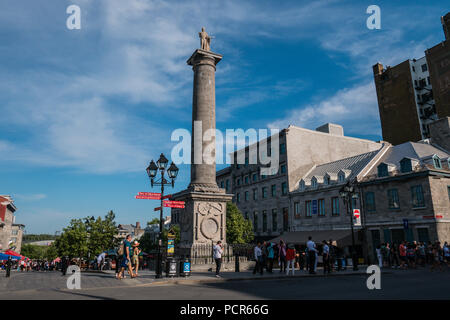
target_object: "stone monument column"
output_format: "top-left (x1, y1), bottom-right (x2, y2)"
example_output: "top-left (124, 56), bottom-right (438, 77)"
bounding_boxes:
top-left (172, 28), bottom-right (233, 255)
top-left (187, 47), bottom-right (222, 192)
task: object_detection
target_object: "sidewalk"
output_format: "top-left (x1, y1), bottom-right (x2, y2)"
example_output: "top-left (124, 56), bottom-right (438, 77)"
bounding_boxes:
top-left (102, 266), bottom-right (383, 286)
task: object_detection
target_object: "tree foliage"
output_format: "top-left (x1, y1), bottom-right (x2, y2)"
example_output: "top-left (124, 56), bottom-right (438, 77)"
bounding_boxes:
top-left (21, 243), bottom-right (58, 260)
top-left (140, 224), bottom-right (180, 253)
top-left (54, 210), bottom-right (119, 259)
top-left (226, 202), bottom-right (254, 244)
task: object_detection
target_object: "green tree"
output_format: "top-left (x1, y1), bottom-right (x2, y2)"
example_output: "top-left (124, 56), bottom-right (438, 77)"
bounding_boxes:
top-left (54, 210), bottom-right (119, 259)
top-left (226, 202), bottom-right (254, 244)
top-left (147, 218), bottom-right (160, 226)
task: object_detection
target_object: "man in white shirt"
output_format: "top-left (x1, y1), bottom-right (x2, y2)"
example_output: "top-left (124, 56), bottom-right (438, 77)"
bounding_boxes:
top-left (306, 236), bottom-right (316, 274)
top-left (213, 241), bottom-right (223, 278)
top-left (97, 252), bottom-right (106, 270)
top-left (253, 242), bottom-right (263, 275)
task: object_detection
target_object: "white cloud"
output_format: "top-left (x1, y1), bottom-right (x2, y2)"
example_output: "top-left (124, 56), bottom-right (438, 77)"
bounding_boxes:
top-left (269, 82), bottom-right (381, 137)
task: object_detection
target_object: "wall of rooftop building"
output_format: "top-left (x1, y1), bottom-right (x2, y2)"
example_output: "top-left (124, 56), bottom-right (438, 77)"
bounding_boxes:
top-left (426, 40), bottom-right (450, 120)
top-left (373, 60), bottom-right (423, 145)
top-left (286, 126), bottom-right (381, 192)
top-left (429, 117), bottom-right (450, 152)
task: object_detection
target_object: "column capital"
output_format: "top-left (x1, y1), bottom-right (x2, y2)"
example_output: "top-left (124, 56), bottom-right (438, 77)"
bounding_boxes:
top-left (187, 49), bottom-right (223, 67)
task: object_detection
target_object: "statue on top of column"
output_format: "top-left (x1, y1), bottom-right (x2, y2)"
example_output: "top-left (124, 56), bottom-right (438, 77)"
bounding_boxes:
top-left (199, 27), bottom-right (211, 51)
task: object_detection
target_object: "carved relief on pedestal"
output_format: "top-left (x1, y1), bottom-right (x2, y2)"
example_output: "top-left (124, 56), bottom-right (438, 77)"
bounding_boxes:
top-left (195, 202), bottom-right (224, 240)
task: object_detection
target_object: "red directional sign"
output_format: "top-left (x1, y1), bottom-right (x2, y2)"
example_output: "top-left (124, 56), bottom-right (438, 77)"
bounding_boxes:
top-left (138, 192), bottom-right (161, 197)
top-left (154, 207), bottom-right (162, 211)
top-left (162, 194), bottom-right (172, 200)
top-left (135, 195), bottom-right (160, 200)
top-left (163, 200), bottom-right (185, 208)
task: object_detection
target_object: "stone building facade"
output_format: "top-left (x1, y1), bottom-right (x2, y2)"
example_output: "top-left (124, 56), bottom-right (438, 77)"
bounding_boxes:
top-left (359, 141), bottom-right (450, 261)
top-left (0, 195), bottom-right (24, 253)
top-left (216, 124), bottom-right (381, 240)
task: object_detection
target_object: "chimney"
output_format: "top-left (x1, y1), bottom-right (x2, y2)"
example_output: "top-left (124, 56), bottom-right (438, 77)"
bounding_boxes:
top-left (372, 63), bottom-right (383, 76)
top-left (315, 123), bottom-right (344, 136)
top-left (136, 222), bottom-right (141, 229)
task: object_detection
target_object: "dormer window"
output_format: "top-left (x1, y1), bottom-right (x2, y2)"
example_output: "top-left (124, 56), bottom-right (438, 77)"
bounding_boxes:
top-left (324, 175), bottom-right (330, 185)
top-left (377, 163), bottom-right (388, 177)
top-left (433, 155), bottom-right (442, 169)
top-left (338, 172), bottom-right (345, 183)
top-left (311, 177), bottom-right (317, 188)
top-left (400, 158), bottom-right (412, 173)
top-left (299, 180), bottom-right (305, 191)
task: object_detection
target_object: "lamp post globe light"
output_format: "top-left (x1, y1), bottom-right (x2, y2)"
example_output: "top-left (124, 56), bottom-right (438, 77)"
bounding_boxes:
top-left (339, 180), bottom-right (359, 271)
top-left (146, 153), bottom-right (179, 279)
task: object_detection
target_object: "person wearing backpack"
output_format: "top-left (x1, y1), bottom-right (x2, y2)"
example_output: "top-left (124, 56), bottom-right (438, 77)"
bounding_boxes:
top-left (118, 235), bottom-right (136, 279)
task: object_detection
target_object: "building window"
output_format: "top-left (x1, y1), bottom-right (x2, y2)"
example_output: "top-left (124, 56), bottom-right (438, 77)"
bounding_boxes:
top-left (237, 178), bottom-right (241, 186)
top-left (299, 180), bottom-right (305, 190)
top-left (324, 176), bottom-right (330, 185)
top-left (331, 197), bottom-right (340, 216)
top-left (412, 66), bottom-right (415, 72)
top-left (245, 191), bottom-right (249, 202)
top-left (244, 176), bottom-right (249, 184)
top-left (11, 230), bottom-right (18, 236)
top-left (280, 143), bottom-right (286, 155)
top-left (245, 157), bottom-right (249, 166)
top-left (253, 189), bottom-right (258, 200)
top-left (236, 193), bottom-right (240, 203)
top-left (271, 184), bottom-right (276, 197)
top-left (294, 202), bottom-right (301, 218)
top-left (318, 199), bottom-right (325, 216)
top-left (262, 210), bottom-right (267, 232)
top-left (400, 159), bottom-right (412, 173)
top-left (387, 189), bottom-right (400, 209)
top-left (244, 212), bottom-right (248, 220)
top-left (338, 172), bottom-right (345, 183)
top-left (433, 155), bottom-right (442, 169)
top-left (225, 179), bottom-right (229, 191)
top-left (377, 163), bottom-right (388, 177)
top-left (280, 164), bottom-right (286, 174)
top-left (305, 201), bottom-right (312, 217)
top-left (411, 185), bottom-right (425, 208)
top-left (417, 228), bottom-right (430, 243)
top-left (262, 187), bottom-right (268, 199)
top-left (252, 173), bottom-right (258, 182)
top-left (281, 182), bottom-right (287, 196)
top-left (365, 192), bottom-right (376, 212)
top-left (421, 64), bottom-right (428, 72)
top-left (236, 164), bottom-right (240, 169)
top-left (272, 209), bottom-right (277, 231)
top-left (311, 178), bottom-right (317, 188)
top-left (253, 211), bottom-right (258, 231)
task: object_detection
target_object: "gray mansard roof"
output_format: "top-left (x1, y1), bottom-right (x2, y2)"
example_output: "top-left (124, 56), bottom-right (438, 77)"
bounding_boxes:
top-left (381, 141), bottom-right (449, 165)
top-left (303, 150), bottom-right (380, 182)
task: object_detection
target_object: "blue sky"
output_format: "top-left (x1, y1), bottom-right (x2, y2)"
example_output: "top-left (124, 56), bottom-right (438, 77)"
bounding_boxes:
top-left (0, 0), bottom-right (447, 234)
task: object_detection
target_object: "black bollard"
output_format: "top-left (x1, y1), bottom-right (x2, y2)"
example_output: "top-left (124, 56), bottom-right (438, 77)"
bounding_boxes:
top-left (235, 253), bottom-right (240, 272)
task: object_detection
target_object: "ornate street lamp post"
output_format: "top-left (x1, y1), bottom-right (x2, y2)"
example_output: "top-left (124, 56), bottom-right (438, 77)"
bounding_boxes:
top-left (146, 153), bottom-right (179, 279)
top-left (339, 180), bottom-right (359, 271)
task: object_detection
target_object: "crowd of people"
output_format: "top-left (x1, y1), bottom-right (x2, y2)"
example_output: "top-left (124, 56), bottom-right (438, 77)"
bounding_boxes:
top-left (375, 241), bottom-right (450, 271)
top-left (250, 237), bottom-right (345, 276)
top-left (0, 259), bottom-right (58, 272)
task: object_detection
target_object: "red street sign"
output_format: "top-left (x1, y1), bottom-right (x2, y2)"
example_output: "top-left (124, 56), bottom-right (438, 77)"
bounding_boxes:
top-left (163, 200), bottom-right (185, 208)
top-left (162, 194), bottom-right (172, 200)
top-left (138, 192), bottom-right (161, 197)
top-left (154, 207), bottom-right (162, 211)
top-left (353, 209), bottom-right (360, 218)
top-left (135, 195), bottom-right (160, 200)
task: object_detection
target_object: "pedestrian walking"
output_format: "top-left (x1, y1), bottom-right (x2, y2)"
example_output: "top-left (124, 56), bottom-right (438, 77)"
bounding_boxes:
top-left (118, 234), bottom-right (135, 279)
top-left (306, 236), bottom-right (316, 274)
top-left (132, 241), bottom-right (141, 276)
top-left (286, 244), bottom-right (296, 276)
top-left (213, 240), bottom-right (223, 278)
top-left (322, 240), bottom-right (330, 274)
top-left (261, 241), bottom-right (268, 272)
top-left (399, 242), bottom-right (408, 269)
top-left (376, 245), bottom-right (383, 268)
top-left (329, 240), bottom-right (336, 272)
top-left (278, 240), bottom-right (287, 273)
top-left (253, 242), bottom-right (263, 275)
top-left (430, 243), bottom-right (444, 272)
top-left (5, 256), bottom-right (12, 278)
top-left (267, 242), bottom-right (274, 273)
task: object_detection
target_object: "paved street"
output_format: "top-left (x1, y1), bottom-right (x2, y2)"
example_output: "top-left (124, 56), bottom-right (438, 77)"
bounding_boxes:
top-left (1, 267), bottom-right (450, 300)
